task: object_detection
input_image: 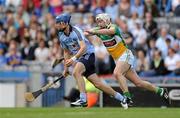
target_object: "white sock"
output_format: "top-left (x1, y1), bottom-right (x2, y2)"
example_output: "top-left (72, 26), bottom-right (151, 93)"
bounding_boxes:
top-left (114, 92), bottom-right (124, 101)
top-left (80, 93), bottom-right (87, 102)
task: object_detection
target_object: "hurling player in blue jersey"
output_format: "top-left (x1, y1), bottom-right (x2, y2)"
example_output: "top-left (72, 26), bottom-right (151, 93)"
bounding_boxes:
top-left (55, 13), bottom-right (128, 109)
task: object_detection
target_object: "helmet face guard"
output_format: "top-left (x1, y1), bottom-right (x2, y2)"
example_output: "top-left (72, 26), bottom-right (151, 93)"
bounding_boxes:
top-left (56, 13), bottom-right (71, 24)
top-left (95, 13), bottom-right (111, 28)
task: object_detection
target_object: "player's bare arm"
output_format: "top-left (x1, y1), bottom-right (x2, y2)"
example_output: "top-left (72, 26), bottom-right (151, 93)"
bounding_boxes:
top-left (63, 49), bottom-right (71, 76)
top-left (86, 27), bottom-right (115, 35)
top-left (65, 40), bottom-right (86, 67)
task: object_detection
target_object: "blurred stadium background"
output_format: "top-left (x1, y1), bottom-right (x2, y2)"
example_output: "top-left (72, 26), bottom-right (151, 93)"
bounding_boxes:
top-left (0, 0), bottom-right (180, 110)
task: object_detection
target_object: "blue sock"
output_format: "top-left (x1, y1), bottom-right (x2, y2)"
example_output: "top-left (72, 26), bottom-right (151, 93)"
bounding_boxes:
top-left (80, 93), bottom-right (87, 102)
top-left (115, 92), bottom-right (124, 101)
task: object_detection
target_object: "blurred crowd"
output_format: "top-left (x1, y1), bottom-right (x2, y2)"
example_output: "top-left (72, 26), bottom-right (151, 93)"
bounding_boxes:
top-left (0, 0), bottom-right (179, 77)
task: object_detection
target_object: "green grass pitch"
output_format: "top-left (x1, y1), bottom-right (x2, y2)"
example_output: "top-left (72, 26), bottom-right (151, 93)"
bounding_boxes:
top-left (0, 107), bottom-right (179, 118)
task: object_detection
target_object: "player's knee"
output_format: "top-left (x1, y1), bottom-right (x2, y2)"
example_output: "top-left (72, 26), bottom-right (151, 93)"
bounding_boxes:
top-left (93, 82), bottom-right (103, 89)
top-left (113, 71), bottom-right (123, 79)
top-left (72, 70), bottom-right (81, 78)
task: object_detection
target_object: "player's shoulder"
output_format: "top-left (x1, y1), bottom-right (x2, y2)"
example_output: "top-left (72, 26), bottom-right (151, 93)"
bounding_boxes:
top-left (109, 23), bottom-right (118, 28)
top-left (72, 26), bottom-right (83, 33)
top-left (72, 26), bottom-right (85, 39)
top-left (109, 24), bottom-right (119, 30)
top-left (110, 23), bottom-right (122, 33)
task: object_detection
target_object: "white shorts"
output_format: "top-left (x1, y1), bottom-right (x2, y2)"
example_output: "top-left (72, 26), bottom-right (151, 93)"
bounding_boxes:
top-left (115, 49), bottom-right (135, 69)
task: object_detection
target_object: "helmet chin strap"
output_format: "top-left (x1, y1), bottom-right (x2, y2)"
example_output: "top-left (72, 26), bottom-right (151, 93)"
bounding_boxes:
top-left (106, 23), bottom-right (111, 28)
top-left (102, 22), bottom-right (111, 29)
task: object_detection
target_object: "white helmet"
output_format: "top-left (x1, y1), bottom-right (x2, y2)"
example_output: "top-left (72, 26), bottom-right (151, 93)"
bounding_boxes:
top-left (96, 13), bottom-right (111, 26)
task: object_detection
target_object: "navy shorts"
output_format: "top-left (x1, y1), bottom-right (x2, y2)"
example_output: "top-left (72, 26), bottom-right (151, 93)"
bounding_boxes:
top-left (78, 53), bottom-right (95, 78)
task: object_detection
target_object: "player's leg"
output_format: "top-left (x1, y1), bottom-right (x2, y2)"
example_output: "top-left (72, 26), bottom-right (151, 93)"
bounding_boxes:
top-left (113, 50), bottom-right (133, 105)
top-left (71, 53), bottom-right (95, 107)
top-left (71, 62), bottom-right (88, 107)
top-left (125, 69), bottom-right (157, 91)
top-left (87, 74), bottom-right (116, 96)
top-left (114, 61), bottom-right (131, 97)
top-left (87, 73), bottom-right (128, 109)
top-left (72, 62), bottom-right (86, 93)
top-left (125, 68), bottom-right (170, 104)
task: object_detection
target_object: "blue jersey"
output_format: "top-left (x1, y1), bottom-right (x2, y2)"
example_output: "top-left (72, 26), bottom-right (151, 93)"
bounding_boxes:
top-left (58, 26), bottom-right (94, 55)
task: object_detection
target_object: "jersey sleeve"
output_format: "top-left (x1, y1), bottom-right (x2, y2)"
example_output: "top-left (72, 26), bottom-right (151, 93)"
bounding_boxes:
top-left (93, 27), bottom-right (101, 37)
top-left (114, 25), bottom-right (121, 35)
top-left (114, 25), bottom-right (125, 40)
top-left (73, 26), bottom-right (85, 42)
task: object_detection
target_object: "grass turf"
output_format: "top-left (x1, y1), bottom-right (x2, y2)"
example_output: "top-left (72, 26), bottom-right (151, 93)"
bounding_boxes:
top-left (0, 107), bottom-right (179, 118)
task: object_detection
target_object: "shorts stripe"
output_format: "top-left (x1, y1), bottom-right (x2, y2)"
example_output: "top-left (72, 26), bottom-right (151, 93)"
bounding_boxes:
top-left (125, 50), bottom-right (130, 62)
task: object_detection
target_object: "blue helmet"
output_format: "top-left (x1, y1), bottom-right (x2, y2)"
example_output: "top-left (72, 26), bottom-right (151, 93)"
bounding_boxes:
top-left (55, 13), bottom-right (71, 24)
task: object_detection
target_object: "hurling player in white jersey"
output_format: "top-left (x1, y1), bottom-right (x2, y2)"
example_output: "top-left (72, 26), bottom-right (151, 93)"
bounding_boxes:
top-left (85, 13), bottom-right (170, 105)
